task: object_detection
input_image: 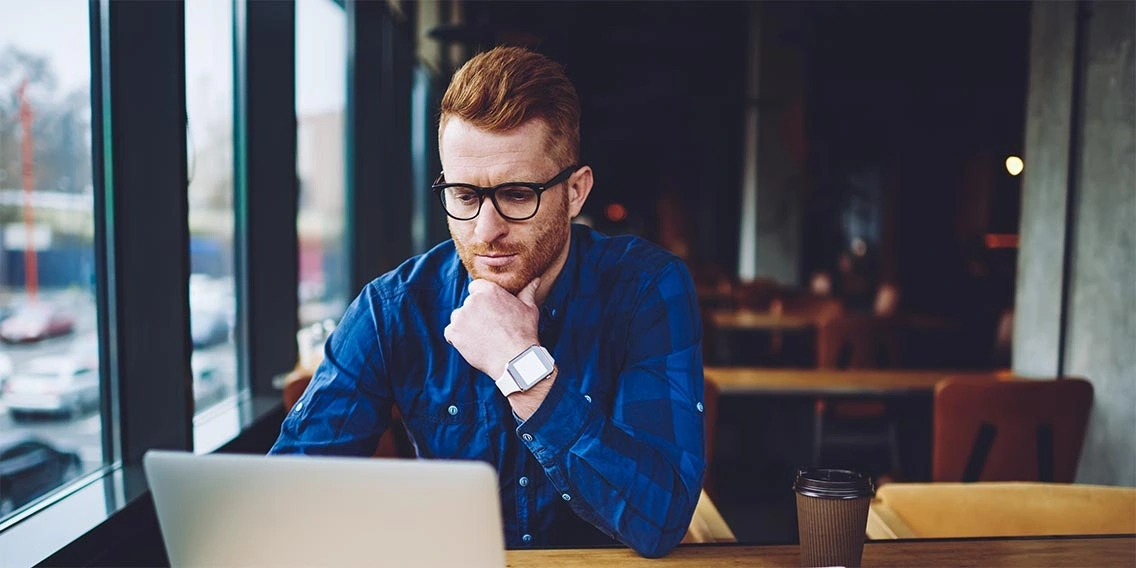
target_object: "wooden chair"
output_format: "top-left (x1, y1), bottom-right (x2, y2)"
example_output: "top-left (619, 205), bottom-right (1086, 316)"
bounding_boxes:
top-left (933, 377), bottom-right (1094, 482)
top-left (812, 313), bottom-right (905, 475)
top-left (815, 313), bottom-right (904, 370)
top-left (702, 377), bottom-right (720, 500)
top-left (867, 482), bottom-right (1136, 539)
top-left (680, 489), bottom-right (737, 544)
top-left (766, 294), bottom-right (842, 362)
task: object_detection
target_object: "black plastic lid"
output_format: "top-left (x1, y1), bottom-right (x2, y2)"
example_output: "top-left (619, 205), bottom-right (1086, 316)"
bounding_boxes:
top-left (792, 467), bottom-right (875, 500)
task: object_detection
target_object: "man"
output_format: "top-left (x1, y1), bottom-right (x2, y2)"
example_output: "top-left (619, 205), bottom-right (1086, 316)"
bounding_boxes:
top-left (270, 46), bottom-right (705, 558)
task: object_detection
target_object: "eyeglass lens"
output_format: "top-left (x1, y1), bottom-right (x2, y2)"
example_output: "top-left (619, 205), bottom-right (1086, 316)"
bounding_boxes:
top-left (441, 185), bottom-right (539, 220)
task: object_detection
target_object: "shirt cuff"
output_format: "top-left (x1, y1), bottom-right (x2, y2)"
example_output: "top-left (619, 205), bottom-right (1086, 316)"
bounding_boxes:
top-left (514, 373), bottom-right (592, 462)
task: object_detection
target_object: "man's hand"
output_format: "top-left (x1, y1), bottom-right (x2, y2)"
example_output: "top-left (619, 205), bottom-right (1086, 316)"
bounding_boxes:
top-left (445, 278), bottom-right (555, 419)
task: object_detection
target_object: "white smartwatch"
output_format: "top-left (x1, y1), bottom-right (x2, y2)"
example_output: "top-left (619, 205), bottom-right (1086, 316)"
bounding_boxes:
top-left (496, 345), bottom-right (556, 396)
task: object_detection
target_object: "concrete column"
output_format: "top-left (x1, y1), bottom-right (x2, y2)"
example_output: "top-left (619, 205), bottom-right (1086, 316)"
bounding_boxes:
top-left (1063, 0), bottom-right (1136, 487)
top-left (737, 3), bottom-right (807, 285)
top-left (1014, 1), bottom-right (1077, 377)
top-left (1014, 0), bottom-right (1136, 486)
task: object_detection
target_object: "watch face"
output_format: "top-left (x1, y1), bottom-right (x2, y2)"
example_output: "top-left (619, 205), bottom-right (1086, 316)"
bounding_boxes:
top-left (512, 350), bottom-right (549, 388)
top-left (509, 346), bottom-right (555, 390)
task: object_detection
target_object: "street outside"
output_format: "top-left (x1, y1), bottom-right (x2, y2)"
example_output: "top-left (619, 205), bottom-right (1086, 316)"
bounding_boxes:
top-left (0, 288), bottom-right (238, 473)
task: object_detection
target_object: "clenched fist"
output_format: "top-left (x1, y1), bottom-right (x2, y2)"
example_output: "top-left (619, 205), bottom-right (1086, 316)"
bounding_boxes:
top-left (444, 277), bottom-right (555, 419)
top-left (445, 277), bottom-right (542, 379)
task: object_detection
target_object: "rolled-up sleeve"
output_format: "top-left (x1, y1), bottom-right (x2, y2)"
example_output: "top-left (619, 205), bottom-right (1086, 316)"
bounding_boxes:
top-left (269, 287), bottom-right (393, 457)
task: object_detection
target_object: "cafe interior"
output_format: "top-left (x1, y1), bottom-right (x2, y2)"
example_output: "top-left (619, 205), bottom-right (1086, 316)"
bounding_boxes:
top-left (0, 0), bottom-right (1133, 566)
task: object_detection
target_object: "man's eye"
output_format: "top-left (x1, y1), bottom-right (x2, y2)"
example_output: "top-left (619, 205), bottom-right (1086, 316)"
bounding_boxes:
top-left (500, 188), bottom-right (536, 202)
top-left (451, 191), bottom-right (478, 204)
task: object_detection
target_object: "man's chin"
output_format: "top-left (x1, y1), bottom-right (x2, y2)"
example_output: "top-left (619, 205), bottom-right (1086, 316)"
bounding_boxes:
top-left (468, 267), bottom-right (526, 295)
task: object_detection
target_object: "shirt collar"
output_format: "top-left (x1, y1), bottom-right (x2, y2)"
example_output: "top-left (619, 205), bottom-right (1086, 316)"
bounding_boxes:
top-left (539, 224), bottom-right (583, 326)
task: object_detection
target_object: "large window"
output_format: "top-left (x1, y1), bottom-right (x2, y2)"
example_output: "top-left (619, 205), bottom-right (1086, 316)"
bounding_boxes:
top-left (0, 2), bottom-right (426, 563)
top-left (296, 0), bottom-right (349, 331)
top-left (186, 0), bottom-right (240, 439)
top-left (0, 0), bottom-right (100, 520)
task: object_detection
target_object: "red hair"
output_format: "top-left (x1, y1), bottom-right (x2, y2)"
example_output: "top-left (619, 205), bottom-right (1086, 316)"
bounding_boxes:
top-left (439, 46), bottom-right (580, 165)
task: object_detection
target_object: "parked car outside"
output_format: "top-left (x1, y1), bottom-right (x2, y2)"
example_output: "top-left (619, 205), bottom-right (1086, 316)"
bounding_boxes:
top-left (0, 352), bottom-right (12, 393)
top-left (191, 308), bottom-right (231, 348)
top-left (0, 302), bottom-right (16, 323)
top-left (192, 354), bottom-right (230, 413)
top-left (3, 356), bottom-right (99, 420)
top-left (0, 435), bottom-right (82, 517)
top-left (0, 303), bottom-right (75, 344)
top-left (67, 332), bottom-right (100, 368)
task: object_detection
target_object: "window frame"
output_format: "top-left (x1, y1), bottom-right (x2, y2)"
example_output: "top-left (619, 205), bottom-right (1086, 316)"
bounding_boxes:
top-left (346, 0), bottom-right (415, 291)
top-left (236, 0), bottom-right (299, 397)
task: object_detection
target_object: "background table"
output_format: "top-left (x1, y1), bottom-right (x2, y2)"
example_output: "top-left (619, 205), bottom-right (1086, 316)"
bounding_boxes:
top-left (704, 366), bottom-right (1013, 396)
top-left (707, 309), bottom-right (817, 331)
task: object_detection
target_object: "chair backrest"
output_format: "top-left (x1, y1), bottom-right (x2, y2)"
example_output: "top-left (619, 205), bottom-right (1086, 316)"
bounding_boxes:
top-left (933, 377), bottom-right (1093, 482)
top-left (816, 313), bottom-right (903, 369)
top-left (281, 368), bottom-right (311, 411)
top-left (701, 376), bottom-right (720, 499)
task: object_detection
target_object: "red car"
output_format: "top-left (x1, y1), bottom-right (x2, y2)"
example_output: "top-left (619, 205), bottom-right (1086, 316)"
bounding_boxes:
top-left (0, 304), bottom-right (75, 344)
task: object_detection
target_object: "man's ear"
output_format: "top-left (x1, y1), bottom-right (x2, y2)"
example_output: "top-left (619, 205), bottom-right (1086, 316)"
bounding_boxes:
top-left (567, 166), bottom-right (593, 218)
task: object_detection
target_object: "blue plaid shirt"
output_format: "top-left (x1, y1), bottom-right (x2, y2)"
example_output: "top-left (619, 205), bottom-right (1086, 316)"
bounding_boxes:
top-left (270, 224), bottom-right (705, 557)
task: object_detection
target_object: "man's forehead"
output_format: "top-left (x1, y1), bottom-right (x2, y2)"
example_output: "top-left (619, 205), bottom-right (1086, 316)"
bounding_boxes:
top-left (440, 119), bottom-right (557, 181)
top-left (441, 117), bottom-right (550, 151)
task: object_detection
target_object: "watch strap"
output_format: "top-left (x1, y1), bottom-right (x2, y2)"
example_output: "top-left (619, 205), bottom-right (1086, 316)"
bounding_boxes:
top-left (495, 370), bottom-right (522, 396)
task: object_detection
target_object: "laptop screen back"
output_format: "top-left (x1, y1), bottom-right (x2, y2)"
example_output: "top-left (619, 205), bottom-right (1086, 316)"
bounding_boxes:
top-left (143, 450), bottom-right (505, 568)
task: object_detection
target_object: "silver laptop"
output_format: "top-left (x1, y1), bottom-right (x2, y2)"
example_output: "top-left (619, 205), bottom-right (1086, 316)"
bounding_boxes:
top-left (143, 450), bottom-right (506, 568)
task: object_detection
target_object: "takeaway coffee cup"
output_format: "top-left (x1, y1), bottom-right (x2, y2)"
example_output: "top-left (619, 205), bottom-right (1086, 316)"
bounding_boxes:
top-left (793, 467), bottom-right (875, 568)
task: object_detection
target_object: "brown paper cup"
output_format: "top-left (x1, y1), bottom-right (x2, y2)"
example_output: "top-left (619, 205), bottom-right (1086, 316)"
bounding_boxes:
top-left (795, 493), bottom-right (871, 568)
top-left (793, 468), bottom-right (874, 568)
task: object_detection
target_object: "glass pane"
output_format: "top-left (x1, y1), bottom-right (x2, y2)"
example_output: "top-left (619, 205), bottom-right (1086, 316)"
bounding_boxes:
top-left (186, 0), bottom-right (238, 439)
top-left (0, 0), bottom-right (101, 520)
top-left (296, 0), bottom-right (348, 339)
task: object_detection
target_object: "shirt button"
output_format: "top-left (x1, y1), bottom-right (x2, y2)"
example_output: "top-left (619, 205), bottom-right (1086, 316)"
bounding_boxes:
top-left (561, 493), bottom-right (571, 502)
top-left (696, 401), bottom-right (704, 413)
top-left (584, 394), bottom-right (592, 403)
top-left (294, 402), bottom-right (303, 412)
top-left (447, 405), bottom-right (458, 416)
top-left (522, 433), bottom-right (533, 442)
top-left (519, 476), bottom-right (529, 487)
top-left (522, 534), bottom-right (532, 543)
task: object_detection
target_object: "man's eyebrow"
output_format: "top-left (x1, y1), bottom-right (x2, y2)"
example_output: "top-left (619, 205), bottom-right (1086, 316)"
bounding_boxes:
top-left (449, 171), bottom-right (545, 185)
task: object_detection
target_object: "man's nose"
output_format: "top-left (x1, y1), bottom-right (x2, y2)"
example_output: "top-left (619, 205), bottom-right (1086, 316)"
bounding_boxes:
top-left (473, 198), bottom-right (509, 242)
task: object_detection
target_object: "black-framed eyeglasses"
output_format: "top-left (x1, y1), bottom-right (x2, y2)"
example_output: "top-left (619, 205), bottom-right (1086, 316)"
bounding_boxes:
top-left (431, 164), bottom-right (583, 221)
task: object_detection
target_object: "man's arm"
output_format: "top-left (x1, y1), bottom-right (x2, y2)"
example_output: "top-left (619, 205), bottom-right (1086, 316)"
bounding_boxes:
top-left (269, 288), bottom-right (394, 456)
top-left (519, 261), bottom-right (705, 557)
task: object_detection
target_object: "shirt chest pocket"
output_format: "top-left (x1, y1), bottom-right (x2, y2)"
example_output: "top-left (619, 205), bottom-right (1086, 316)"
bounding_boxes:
top-left (402, 398), bottom-right (498, 465)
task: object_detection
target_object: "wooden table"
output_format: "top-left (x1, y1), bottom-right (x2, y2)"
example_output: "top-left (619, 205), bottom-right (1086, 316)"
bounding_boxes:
top-left (505, 535), bottom-right (1136, 567)
top-left (704, 367), bottom-right (1014, 396)
top-left (707, 309), bottom-right (957, 333)
top-left (707, 309), bottom-right (816, 331)
top-left (705, 309), bottom-right (818, 365)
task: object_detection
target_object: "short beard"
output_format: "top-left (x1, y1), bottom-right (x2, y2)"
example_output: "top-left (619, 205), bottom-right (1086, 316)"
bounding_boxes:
top-left (452, 196), bottom-right (570, 295)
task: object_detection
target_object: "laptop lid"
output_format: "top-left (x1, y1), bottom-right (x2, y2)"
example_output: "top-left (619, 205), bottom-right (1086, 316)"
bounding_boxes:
top-left (143, 450), bottom-right (505, 568)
